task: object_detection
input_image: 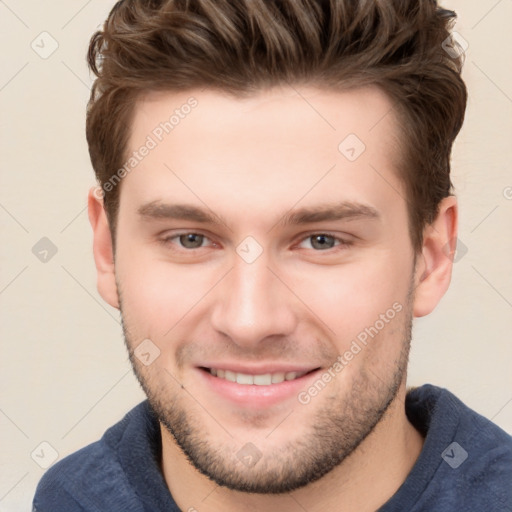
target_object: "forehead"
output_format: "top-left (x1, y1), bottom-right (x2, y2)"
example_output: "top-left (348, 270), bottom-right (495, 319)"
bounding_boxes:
top-left (130, 85), bottom-right (399, 158)
top-left (120, 85), bottom-right (404, 225)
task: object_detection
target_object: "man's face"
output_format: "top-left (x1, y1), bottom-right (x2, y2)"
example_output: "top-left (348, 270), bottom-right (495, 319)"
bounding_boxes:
top-left (113, 86), bottom-right (418, 492)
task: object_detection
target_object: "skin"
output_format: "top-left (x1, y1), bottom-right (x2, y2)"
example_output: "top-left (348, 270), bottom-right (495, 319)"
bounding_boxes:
top-left (89, 85), bottom-right (457, 511)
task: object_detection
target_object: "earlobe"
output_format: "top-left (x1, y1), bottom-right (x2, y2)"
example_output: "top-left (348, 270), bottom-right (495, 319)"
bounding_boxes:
top-left (88, 187), bottom-right (120, 309)
top-left (413, 196), bottom-right (458, 318)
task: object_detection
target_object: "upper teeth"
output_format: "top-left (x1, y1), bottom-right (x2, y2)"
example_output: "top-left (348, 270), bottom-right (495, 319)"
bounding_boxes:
top-left (210, 368), bottom-right (306, 385)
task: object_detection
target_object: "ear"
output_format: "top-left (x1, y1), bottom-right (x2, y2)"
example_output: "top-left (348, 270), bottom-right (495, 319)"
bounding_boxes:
top-left (413, 196), bottom-right (458, 318)
top-left (88, 187), bottom-right (119, 309)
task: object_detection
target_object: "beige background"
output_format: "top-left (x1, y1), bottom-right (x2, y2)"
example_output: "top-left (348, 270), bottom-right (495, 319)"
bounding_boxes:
top-left (1, 1), bottom-right (511, 510)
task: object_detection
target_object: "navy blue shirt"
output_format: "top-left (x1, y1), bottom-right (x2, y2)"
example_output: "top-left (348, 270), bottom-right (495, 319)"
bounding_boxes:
top-left (33, 384), bottom-right (512, 511)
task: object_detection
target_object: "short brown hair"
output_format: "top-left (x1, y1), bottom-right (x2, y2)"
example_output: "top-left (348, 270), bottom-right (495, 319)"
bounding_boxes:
top-left (86, 0), bottom-right (467, 251)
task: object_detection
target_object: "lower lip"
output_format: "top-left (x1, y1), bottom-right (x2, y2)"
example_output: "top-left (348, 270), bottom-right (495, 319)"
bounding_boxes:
top-left (196, 368), bottom-right (321, 408)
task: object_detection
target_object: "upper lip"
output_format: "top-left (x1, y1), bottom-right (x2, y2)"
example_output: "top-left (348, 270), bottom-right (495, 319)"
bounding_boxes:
top-left (198, 362), bottom-right (320, 375)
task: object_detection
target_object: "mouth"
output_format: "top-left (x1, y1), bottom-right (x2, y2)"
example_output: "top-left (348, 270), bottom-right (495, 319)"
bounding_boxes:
top-left (200, 367), bottom-right (317, 386)
top-left (196, 364), bottom-right (323, 408)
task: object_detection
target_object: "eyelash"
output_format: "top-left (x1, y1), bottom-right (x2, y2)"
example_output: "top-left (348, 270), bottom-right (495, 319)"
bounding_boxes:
top-left (159, 232), bottom-right (214, 251)
top-left (159, 231), bottom-right (353, 252)
top-left (296, 234), bottom-right (352, 251)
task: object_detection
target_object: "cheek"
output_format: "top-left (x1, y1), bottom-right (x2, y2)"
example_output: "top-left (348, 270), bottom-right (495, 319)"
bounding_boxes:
top-left (287, 252), bottom-right (411, 343)
top-left (115, 251), bottom-right (219, 337)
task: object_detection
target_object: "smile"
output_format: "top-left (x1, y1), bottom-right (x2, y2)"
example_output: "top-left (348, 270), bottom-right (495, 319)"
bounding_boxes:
top-left (207, 368), bottom-right (309, 385)
top-left (197, 365), bottom-right (322, 408)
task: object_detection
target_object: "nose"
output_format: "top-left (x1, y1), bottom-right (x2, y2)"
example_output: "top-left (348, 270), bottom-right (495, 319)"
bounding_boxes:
top-left (210, 254), bottom-right (298, 349)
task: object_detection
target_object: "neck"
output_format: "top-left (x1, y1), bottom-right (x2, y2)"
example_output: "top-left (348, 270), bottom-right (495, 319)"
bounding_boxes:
top-left (160, 383), bottom-right (424, 512)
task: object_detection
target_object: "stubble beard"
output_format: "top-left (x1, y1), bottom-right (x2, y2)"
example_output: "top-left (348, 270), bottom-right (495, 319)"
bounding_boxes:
top-left (120, 291), bottom-right (413, 494)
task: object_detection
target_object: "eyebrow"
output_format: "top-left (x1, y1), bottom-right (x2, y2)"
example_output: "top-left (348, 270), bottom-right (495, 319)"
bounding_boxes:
top-left (138, 202), bottom-right (221, 224)
top-left (279, 202), bottom-right (380, 226)
top-left (137, 201), bottom-right (380, 227)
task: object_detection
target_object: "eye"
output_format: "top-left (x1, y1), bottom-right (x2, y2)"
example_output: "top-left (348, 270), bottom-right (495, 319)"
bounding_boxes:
top-left (163, 232), bottom-right (210, 249)
top-left (298, 234), bottom-right (347, 251)
top-left (180, 233), bottom-right (206, 249)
